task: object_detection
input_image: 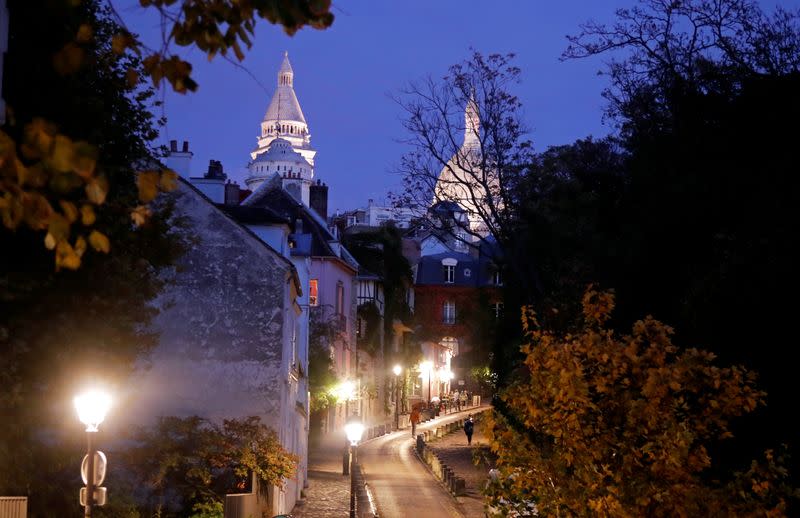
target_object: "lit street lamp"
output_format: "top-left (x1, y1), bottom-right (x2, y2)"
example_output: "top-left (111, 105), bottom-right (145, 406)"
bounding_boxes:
top-left (344, 416), bottom-right (365, 518)
top-left (392, 364), bottom-right (402, 429)
top-left (334, 380), bottom-right (357, 475)
top-left (74, 389), bottom-right (111, 517)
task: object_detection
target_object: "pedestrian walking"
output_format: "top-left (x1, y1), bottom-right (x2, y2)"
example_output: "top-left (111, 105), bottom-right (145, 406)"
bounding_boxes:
top-left (463, 414), bottom-right (474, 445)
top-left (411, 406), bottom-right (420, 437)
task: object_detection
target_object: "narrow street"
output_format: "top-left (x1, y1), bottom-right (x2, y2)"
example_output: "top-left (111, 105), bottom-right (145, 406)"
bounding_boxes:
top-left (359, 406), bottom-right (488, 518)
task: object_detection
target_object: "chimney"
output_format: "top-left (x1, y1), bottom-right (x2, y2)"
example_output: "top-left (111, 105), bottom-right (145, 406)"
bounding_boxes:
top-left (205, 159), bottom-right (226, 180)
top-left (224, 181), bottom-right (241, 205)
top-left (165, 139), bottom-right (192, 179)
top-left (310, 180), bottom-right (328, 221)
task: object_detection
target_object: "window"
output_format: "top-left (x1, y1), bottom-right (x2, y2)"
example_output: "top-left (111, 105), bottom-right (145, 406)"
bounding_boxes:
top-left (309, 279), bottom-right (318, 306)
top-left (336, 281), bottom-right (345, 315)
top-left (442, 258), bottom-right (457, 283)
top-left (491, 302), bottom-right (504, 319)
top-left (443, 301), bottom-right (456, 324)
top-left (441, 337), bottom-right (459, 356)
top-left (357, 316), bottom-right (367, 339)
top-left (493, 269), bottom-right (503, 286)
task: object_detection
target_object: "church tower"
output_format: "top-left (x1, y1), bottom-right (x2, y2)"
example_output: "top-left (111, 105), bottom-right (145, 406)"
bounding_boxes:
top-left (432, 95), bottom-right (492, 236)
top-left (247, 52), bottom-right (316, 204)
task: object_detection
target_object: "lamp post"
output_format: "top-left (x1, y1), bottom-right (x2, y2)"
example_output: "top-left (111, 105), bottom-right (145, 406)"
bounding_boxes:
top-left (344, 417), bottom-right (364, 518)
top-left (335, 380), bottom-right (356, 475)
top-left (74, 390), bottom-right (111, 517)
top-left (392, 364), bottom-right (402, 430)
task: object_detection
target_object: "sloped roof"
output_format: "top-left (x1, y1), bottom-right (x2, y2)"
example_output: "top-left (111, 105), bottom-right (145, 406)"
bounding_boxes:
top-left (264, 53), bottom-right (306, 124)
top-left (252, 138), bottom-right (311, 166)
top-left (243, 185), bottom-right (357, 271)
top-left (264, 87), bottom-right (306, 124)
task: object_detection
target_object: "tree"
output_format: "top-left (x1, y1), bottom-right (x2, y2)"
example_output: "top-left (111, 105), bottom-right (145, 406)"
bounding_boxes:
top-left (560, 0), bottom-right (800, 478)
top-left (0, 1), bottom-right (186, 512)
top-left (1, 0), bottom-right (334, 265)
top-left (394, 52), bottom-right (536, 292)
top-left (342, 223), bottom-right (414, 349)
top-left (485, 287), bottom-right (796, 517)
top-left (122, 416), bottom-right (297, 517)
top-left (563, 0), bottom-right (800, 139)
top-left (394, 52), bottom-right (541, 388)
top-left (307, 306), bottom-right (340, 436)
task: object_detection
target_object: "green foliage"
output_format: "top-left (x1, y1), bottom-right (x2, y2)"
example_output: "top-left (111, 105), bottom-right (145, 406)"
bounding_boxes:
top-left (342, 223), bottom-right (413, 345)
top-left (545, 0), bottom-right (800, 480)
top-left (117, 0), bottom-right (334, 93)
top-left (1, 0), bottom-right (181, 268)
top-left (123, 416), bottom-right (297, 516)
top-left (356, 301), bottom-right (382, 356)
top-left (486, 288), bottom-right (796, 517)
top-left (188, 500), bottom-right (223, 518)
top-left (308, 307), bottom-right (339, 413)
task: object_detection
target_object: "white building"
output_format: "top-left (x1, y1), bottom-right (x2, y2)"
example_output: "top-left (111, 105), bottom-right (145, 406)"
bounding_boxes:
top-left (432, 97), bottom-right (494, 236)
top-left (246, 52), bottom-right (317, 206)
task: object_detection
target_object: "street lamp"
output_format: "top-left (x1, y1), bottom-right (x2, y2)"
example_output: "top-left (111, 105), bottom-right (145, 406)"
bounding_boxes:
top-left (74, 389), bottom-right (111, 517)
top-left (392, 364), bottom-right (402, 429)
top-left (344, 416), bottom-right (365, 518)
top-left (333, 380), bottom-right (357, 475)
top-left (420, 361), bottom-right (433, 404)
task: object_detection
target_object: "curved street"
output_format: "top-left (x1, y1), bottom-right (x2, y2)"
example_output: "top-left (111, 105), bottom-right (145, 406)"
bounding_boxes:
top-left (359, 407), bottom-right (485, 518)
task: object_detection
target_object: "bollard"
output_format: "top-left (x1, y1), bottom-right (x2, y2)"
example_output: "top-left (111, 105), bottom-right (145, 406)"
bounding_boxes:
top-left (455, 477), bottom-right (466, 496)
top-left (416, 434), bottom-right (425, 453)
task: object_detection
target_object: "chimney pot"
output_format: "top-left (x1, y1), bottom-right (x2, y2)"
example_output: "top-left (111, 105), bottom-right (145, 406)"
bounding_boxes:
top-left (182, 141), bottom-right (189, 152)
top-left (170, 140), bottom-right (177, 152)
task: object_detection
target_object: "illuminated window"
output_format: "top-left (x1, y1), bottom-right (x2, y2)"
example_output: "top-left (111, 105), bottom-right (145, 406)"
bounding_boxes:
top-left (444, 265), bottom-right (455, 283)
top-left (309, 279), bottom-right (318, 306)
top-left (336, 281), bottom-right (344, 315)
top-left (443, 301), bottom-right (456, 324)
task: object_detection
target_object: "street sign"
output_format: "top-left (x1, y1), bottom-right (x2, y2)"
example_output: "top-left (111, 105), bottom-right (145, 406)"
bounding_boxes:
top-left (79, 487), bottom-right (107, 506)
top-left (458, 379), bottom-right (465, 386)
top-left (80, 451), bottom-right (107, 486)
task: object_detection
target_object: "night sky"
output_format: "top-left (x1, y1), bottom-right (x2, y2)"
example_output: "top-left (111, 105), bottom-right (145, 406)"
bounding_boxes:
top-left (120, 0), bottom-right (798, 213)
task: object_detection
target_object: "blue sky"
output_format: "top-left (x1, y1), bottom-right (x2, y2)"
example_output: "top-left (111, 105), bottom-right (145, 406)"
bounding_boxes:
top-left (121, 0), bottom-right (799, 213)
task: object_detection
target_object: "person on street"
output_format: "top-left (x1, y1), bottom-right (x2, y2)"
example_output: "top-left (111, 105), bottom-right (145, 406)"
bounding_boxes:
top-left (464, 414), bottom-right (474, 445)
top-left (411, 406), bottom-right (420, 437)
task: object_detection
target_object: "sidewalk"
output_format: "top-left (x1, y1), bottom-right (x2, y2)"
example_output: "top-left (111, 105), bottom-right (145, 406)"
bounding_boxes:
top-left (290, 433), bottom-right (350, 518)
top-left (426, 417), bottom-right (494, 517)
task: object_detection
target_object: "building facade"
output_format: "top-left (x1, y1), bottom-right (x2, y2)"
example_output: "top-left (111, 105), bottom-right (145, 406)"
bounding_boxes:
top-left (122, 179), bottom-right (307, 516)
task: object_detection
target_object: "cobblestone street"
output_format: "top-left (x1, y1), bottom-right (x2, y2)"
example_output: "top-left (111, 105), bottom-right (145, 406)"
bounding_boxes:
top-left (290, 434), bottom-right (351, 518)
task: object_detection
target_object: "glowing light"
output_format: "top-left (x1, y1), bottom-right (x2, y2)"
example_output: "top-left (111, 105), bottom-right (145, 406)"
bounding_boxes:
top-left (393, 364), bottom-right (402, 376)
top-left (344, 418), bottom-right (364, 445)
top-left (74, 389), bottom-right (111, 432)
top-left (331, 380), bottom-right (356, 402)
top-left (420, 361), bottom-right (433, 373)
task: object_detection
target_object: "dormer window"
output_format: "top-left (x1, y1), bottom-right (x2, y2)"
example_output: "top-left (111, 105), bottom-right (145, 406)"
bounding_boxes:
top-left (442, 258), bottom-right (457, 284)
top-left (444, 265), bottom-right (455, 283)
